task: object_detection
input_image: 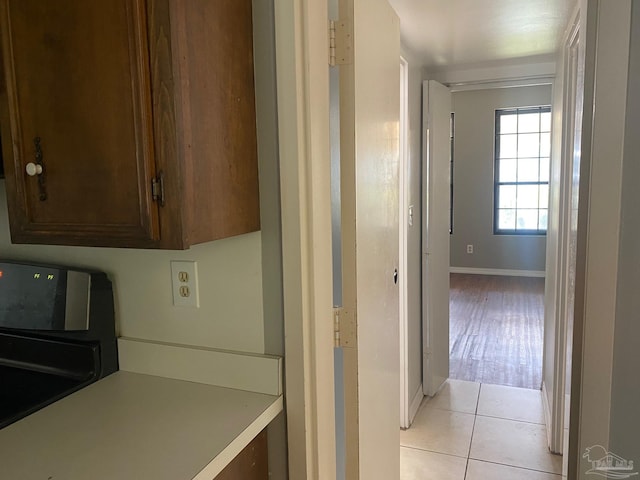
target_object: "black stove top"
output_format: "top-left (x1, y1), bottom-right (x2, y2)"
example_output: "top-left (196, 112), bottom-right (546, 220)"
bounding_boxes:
top-left (0, 261), bottom-right (117, 429)
top-left (0, 365), bottom-right (89, 428)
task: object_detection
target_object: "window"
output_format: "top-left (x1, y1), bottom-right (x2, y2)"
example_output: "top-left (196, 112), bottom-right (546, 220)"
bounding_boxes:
top-left (494, 106), bottom-right (551, 234)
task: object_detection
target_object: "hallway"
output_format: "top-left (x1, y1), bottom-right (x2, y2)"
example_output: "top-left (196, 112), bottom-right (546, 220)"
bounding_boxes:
top-left (400, 380), bottom-right (562, 479)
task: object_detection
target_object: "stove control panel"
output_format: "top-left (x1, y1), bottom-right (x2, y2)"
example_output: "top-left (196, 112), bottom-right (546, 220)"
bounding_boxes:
top-left (0, 262), bottom-right (90, 331)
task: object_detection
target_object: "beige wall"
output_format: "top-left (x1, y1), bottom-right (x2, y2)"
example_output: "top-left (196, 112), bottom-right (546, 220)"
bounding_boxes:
top-left (450, 85), bottom-right (552, 272)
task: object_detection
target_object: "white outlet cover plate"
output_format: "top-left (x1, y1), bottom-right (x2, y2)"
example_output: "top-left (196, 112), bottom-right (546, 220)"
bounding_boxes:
top-left (170, 261), bottom-right (199, 308)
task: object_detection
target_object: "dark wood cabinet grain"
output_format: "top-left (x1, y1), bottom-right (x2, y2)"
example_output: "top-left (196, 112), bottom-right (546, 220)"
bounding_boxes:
top-left (0, 0), bottom-right (259, 248)
top-left (0, 133), bottom-right (4, 178)
top-left (215, 429), bottom-right (269, 480)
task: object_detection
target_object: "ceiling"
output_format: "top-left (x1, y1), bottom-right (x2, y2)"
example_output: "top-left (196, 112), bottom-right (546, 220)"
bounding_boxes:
top-left (387, 0), bottom-right (574, 70)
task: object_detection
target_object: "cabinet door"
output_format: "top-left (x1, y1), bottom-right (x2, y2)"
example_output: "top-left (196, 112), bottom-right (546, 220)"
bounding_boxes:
top-left (0, 0), bottom-right (159, 246)
top-left (214, 429), bottom-right (268, 480)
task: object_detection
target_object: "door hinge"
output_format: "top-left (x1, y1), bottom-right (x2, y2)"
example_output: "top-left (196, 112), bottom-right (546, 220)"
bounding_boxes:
top-left (333, 306), bottom-right (356, 348)
top-left (151, 171), bottom-right (165, 206)
top-left (334, 307), bottom-right (342, 347)
top-left (329, 19), bottom-right (353, 66)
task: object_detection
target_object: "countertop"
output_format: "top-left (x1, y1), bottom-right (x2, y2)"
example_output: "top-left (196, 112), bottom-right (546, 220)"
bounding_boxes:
top-left (0, 371), bottom-right (283, 480)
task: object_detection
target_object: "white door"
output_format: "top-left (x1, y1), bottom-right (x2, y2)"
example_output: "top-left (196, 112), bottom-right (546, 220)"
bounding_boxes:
top-left (422, 80), bottom-right (452, 397)
top-left (337, 0), bottom-right (400, 478)
top-left (399, 57), bottom-right (411, 429)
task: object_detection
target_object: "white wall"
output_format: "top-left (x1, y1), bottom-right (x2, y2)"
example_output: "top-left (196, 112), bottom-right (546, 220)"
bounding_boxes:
top-left (449, 85), bottom-right (551, 272)
top-left (0, 195), bottom-right (265, 352)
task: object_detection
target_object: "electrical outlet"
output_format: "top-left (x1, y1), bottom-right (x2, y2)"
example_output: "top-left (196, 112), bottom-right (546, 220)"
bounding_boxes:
top-left (170, 261), bottom-right (199, 308)
top-left (466, 244), bottom-right (474, 254)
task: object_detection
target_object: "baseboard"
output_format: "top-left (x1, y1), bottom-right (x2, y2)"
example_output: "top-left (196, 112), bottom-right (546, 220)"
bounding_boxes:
top-left (541, 381), bottom-right (553, 450)
top-left (409, 384), bottom-right (424, 425)
top-left (449, 266), bottom-right (546, 278)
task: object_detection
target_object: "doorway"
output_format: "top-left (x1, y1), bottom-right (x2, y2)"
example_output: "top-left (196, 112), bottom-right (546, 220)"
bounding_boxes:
top-left (449, 273), bottom-right (546, 389)
top-left (400, 78), bottom-right (563, 479)
top-left (402, 8), bottom-right (584, 479)
top-left (275, 0), bottom-right (632, 478)
top-left (445, 84), bottom-right (553, 393)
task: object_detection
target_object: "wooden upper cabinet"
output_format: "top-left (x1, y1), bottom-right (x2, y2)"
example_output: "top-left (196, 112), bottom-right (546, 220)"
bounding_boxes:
top-left (0, 0), bottom-right (260, 249)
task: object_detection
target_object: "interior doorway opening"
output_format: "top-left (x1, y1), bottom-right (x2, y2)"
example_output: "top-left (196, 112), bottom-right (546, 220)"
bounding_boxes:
top-left (449, 273), bottom-right (546, 390)
top-left (445, 84), bottom-right (553, 390)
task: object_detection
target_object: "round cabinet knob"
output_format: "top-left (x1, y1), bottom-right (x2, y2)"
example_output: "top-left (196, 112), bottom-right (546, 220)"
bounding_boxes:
top-left (26, 162), bottom-right (43, 176)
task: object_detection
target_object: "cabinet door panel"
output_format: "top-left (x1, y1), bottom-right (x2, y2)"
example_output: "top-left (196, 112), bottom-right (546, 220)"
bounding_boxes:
top-left (1, 0), bottom-right (158, 245)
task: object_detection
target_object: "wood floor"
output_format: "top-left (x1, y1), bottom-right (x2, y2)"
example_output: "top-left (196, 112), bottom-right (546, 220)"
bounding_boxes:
top-left (449, 273), bottom-right (545, 390)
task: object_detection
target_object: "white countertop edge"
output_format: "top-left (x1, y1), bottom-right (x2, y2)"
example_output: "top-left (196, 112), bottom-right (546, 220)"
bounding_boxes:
top-left (192, 394), bottom-right (284, 480)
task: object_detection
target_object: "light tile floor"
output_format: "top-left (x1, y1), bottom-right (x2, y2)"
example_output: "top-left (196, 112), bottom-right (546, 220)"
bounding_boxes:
top-left (400, 379), bottom-right (563, 480)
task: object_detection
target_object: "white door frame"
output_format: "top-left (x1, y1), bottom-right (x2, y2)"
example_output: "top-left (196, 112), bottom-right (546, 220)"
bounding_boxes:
top-left (274, 0), bottom-right (336, 478)
top-left (399, 56), bottom-right (411, 429)
top-left (567, 0), bottom-right (632, 475)
top-left (543, 4), bottom-right (581, 454)
top-left (554, 10), bottom-right (580, 454)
